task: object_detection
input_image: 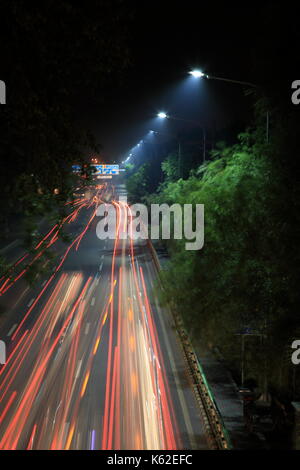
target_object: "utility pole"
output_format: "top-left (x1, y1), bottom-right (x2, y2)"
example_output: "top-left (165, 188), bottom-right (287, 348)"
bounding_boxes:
top-left (178, 139), bottom-right (181, 178)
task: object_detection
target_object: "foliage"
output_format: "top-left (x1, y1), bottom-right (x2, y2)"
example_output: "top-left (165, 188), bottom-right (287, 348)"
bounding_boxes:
top-left (0, 0), bottom-right (130, 288)
top-left (126, 163), bottom-right (152, 203)
top-left (148, 125), bottom-right (300, 397)
top-left (0, 0), bottom-right (129, 248)
top-left (161, 153), bottom-right (180, 182)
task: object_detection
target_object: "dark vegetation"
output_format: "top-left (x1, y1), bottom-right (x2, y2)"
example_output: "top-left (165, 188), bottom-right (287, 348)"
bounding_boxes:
top-left (125, 4), bottom-right (300, 406)
top-left (127, 97), bottom-right (300, 402)
top-left (0, 0), bottom-right (129, 276)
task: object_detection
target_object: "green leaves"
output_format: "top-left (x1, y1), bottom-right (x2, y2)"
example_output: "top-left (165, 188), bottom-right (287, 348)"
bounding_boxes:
top-left (161, 153), bottom-right (180, 182)
top-left (149, 127), bottom-right (300, 395)
top-left (126, 163), bottom-right (151, 203)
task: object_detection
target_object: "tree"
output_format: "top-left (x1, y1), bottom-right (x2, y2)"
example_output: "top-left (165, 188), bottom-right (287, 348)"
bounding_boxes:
top-left (161, 153), bottom-right (180, 182)
top-left (0, 0), bottom-right (130, 250)
top-left (150, 124), bottom-right (300, 398)
top-left (126, 163), bottom-right (152, 203)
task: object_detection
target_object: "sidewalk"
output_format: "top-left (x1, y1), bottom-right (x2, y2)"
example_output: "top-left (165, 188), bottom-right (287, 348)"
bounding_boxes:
top-left (194, 345), bottom-right (266, 449)
top-left (150, 240), bottom-right (266, 450)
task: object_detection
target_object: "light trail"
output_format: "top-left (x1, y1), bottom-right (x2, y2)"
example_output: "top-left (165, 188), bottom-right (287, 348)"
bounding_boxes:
top-left (101, 199), bottom-right (122, 450)
top-left (0, 193), bottom-right (98, 297)
top-left (0, 183), bottom-right (195, 450)
top-left (0, 277), bottom-right (92, 449)
top-left (100, 197), bottom-right (179, 450)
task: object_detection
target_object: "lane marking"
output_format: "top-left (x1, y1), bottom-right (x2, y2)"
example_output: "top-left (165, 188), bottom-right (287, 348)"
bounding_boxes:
top-left (75, 359), bottom-right (82, 380)
top-left (27, 298), bottom-right (35, 308)
top-left (85, 323), bottom-right (90, 335)
top-left (99, 262), bottom-right (103, 272)
top-left (10, 286), bottom-right (30, 310)
top-left (91, 297), bottom-right (95, 307)
top-left (7, 323), bottom-right (18, 337)
top-left (53, 401), bottom-right (62, 428)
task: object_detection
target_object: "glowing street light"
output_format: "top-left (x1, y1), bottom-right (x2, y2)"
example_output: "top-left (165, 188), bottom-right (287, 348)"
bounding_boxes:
top-left (189, 69), bottom-right (206, 78)
top-left (157, 112), bottom-right (168, 119)
top-left (188, 69), bottom-right (269, 142)
top-left (190, 69), bottom-right (257, 88)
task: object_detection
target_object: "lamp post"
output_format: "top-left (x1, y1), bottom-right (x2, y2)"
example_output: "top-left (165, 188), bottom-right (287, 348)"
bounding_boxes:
top-left (189, 69), bottom-right (269, 143)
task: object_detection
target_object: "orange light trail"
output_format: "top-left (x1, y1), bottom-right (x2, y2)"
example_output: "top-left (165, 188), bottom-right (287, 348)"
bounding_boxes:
top-left (0, 277), bottom-right (92, 449)
top-left (101, 200), bottom-right (122, 450)
top-left (0, 184), bottom-right (184, 450)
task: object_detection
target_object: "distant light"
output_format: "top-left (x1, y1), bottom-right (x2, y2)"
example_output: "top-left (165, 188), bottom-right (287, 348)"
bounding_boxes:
top-left (189, 69), bottom-right (205, 78)
top-left (158, 112), bottom-right (168, 119)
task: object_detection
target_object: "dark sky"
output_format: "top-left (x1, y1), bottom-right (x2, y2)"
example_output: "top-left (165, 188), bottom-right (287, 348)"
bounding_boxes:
top-left (80, 1), bottom-right (299, 162)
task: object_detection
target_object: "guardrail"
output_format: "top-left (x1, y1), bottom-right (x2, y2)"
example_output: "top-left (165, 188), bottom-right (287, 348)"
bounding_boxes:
top-left (147, 239), bottom-right (232, 450)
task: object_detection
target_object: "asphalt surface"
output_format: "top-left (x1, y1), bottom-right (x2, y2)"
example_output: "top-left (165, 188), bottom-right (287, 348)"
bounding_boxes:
top-left (0, 179), bottom-right (209, 450)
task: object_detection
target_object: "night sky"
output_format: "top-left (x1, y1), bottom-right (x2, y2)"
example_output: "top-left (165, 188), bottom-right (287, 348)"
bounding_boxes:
top-left (77, 1), bottom-right (300, 162)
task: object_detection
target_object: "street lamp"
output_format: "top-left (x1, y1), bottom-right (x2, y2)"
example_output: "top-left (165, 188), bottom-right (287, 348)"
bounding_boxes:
top-left (189, 69), bottom-right (269, 143)
top-left (189, 69), bottom-right (257, 88)
top-left (157, 112), bottom-right (168, 119)
top-left (189, 69), bottom-right (206, 78)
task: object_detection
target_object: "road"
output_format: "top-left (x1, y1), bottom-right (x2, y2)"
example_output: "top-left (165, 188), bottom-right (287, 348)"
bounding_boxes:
top-left (0, 179), bottom-right (209, 450)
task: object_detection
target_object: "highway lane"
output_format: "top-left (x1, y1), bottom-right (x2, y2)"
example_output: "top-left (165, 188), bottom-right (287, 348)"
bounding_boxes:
top-left (0, 180), bottom-right (209, 449)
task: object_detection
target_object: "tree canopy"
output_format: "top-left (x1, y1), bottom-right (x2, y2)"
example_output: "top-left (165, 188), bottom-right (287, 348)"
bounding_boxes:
top-left (129, 107), bottom-right (300, 399)
top-left (0, 0), bottom-right (130, 245)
